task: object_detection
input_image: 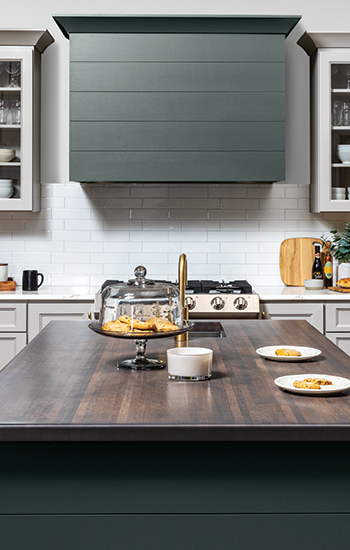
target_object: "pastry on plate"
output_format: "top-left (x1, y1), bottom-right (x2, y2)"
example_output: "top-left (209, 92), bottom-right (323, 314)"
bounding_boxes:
top-left (293, 380), bottom-right (321, 390)
top-left (337, 277), bottom-right (350, 288)
top-left (275, 348), bottom-right (302, 357)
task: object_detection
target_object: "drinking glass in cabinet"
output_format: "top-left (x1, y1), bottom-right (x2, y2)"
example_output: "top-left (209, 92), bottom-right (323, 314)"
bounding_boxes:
top-left (4, 61), bottom-right (20, 88)
top-left (341, 65), bottom-right (350, 89)
top-left (0, 99), bottom-right (20, 125)
top-left (343, 102), bottom-right (350, 125)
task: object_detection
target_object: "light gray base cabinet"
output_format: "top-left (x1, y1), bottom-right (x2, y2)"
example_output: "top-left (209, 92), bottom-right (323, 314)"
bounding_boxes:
top-left (0, 302), bottom-right (27, 370)
top-left (261, 302), bottom-right (324, 334)
top-left (325, 302), bottom-right (350, 355)
top-left (262, 301), bottom-right (350, 356)
top-left (27, 302), bottom-right (93, 342)
top-left (0, 301), bottom-right (93, 368)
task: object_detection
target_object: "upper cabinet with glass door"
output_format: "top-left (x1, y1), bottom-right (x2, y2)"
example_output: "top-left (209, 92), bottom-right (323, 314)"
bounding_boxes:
top-left (0, 30), bottom-right (54, 211)
top-left (298, 32), bottom-right (350, 212)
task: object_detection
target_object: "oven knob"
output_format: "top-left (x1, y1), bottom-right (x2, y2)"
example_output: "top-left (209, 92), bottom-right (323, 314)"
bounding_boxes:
top-left (210, 296), bottom-right (225, 310)
top-left (185, 296), bottom-right (196, 310)
top-left (233, 297), bottom-right (248, 310)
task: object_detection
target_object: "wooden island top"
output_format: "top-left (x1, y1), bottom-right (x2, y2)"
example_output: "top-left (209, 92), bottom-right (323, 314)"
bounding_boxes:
top-left (1, 319), bottom-right (350, 442)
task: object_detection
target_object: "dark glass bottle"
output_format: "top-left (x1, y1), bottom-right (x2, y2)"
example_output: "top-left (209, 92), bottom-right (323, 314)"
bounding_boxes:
top-left (324, 241), bottom-right (333, 288)
top-left (312, 244), bottom-right (324, 280)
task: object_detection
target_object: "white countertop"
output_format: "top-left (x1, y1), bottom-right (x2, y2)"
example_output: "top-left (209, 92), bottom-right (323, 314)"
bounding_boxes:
top-left (0, 284), bottom-right (349, 302)
top-left (0, 285), bottom-right (97, 301)
top-left (255, 285), bottom-right (350, 301)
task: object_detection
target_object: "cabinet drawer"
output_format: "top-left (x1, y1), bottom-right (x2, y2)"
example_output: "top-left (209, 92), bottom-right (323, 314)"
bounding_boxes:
top-left (261, 302), bottom-right (324, 333)
top-left (0, 303), bottom-right (26, 332)
top-left (27, 302), bottom-right (93, 342)
top-left (0, 332), bottom-right (27, 370)
top-left (325, 303), bottom-right (350, 332)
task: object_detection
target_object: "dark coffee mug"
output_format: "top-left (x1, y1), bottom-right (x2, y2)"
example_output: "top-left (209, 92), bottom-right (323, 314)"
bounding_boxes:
top-left (22, 270), bottom-right (44, 291)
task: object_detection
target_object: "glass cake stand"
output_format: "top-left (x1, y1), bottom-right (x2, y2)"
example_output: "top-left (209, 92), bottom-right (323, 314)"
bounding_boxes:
top-left (88, 321), bottom-right (194, 370)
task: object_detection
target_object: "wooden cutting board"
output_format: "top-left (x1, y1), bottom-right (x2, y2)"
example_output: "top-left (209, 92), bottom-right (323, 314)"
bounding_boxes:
top-left (279, 238), bottom-right (324, 286)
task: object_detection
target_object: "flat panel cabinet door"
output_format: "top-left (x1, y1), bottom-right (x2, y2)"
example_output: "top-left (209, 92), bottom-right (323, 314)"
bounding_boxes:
top-left (27, 302), bottom-right (93, 342)
top-left (0, 332), bottom-right (26, 370)
top-left (262, 302), bottom-right (324, 333)
top-left (0, 302), bottom-right (26, 331)
top-left (327, 332), bottom-right (350, 355)
top-left (69, 32), bottom-right (286, 183)
top-left (325, 303), bottom-right (350, 332)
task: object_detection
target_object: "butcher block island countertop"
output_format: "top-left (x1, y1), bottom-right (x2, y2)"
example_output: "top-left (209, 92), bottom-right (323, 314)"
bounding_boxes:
top-left (1, 318), bottom-right (350, 442)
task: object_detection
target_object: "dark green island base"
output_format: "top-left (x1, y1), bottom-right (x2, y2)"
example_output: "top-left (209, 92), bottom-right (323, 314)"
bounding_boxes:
top-left (1, 320), bottom-right (350, 549)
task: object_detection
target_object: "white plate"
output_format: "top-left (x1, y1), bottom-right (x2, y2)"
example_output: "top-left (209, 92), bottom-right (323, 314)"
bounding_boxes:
top-left (256, 345), bottom-right (321, 362)
top-left (274, 373), bottom-right (350, 395)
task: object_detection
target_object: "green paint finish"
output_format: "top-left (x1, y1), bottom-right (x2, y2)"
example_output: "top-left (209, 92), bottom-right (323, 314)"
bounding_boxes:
top-left (70, 151), bottom-right (285, 182)
top-left (0, 514), bottom-right (349, 550)
top-left (54, 15), bottom-right (301, 38)
top-left (70, 62), bottom-right (284, 93)
top-left (0, 442), bottom-right (349, 515)
top-left (70, 33), bottom-right (285, 62)
top-left (70, 121), bottom-right (285, 152)
top-left (70, 92), bottom-right (285, 122)
top-left (53, 15), bottom-right (299, 182)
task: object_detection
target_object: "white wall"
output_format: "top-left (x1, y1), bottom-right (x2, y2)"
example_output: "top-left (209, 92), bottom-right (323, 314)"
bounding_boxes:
top-left (0, 0), bottom-right (350, 286)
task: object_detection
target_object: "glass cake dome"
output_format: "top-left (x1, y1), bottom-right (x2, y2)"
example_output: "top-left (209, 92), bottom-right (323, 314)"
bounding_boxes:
top-left (99, 265), bottom-right (184, 332)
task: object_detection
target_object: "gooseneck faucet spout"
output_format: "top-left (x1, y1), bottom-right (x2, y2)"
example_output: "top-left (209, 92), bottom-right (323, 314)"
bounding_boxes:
top-left (175, 253), bottom-right (189, 343)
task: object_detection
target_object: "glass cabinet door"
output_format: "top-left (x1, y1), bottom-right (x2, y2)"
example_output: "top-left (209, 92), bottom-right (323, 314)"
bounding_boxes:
top-left (0, 59), bottom-right (21, 202)
top-left (331, 62), bottom-right (350, 201)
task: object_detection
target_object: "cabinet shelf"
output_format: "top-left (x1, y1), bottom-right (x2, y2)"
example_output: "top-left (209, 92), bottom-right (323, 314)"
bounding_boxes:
top-left (332, 126), bottom-right (350, 131)
top-left (0, 124), bottom-right (21, 129)
top-left (332, 89), bottom-right (350, 93)
top-left (0, 87), bottom-right (21, 92)
top-left (0, 161), bottom-right (20, 166)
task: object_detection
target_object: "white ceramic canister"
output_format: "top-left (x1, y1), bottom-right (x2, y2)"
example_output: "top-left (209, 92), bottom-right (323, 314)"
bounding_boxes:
top-left (0, 263), bottom-right (8, 281)
top-left (167, 347), bottom-right (213, 381)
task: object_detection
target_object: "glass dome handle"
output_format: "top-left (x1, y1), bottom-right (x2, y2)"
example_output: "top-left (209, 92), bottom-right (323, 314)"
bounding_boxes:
top-left (134, 265), bottom-right (147, 278)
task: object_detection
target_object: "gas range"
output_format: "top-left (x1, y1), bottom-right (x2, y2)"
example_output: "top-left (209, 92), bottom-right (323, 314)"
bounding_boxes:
top-left (96, 279), bottom-right (260, 319)
top-left (183, 279), bottom-right (260, 319)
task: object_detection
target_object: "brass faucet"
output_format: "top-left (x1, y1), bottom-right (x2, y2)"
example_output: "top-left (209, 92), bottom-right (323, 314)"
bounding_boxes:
top-left (175, 253), bottom-right (189, 343)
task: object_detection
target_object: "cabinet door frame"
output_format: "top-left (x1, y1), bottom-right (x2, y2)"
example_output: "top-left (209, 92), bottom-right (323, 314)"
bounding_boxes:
top-left (0, 46), bottom-right (37, 211)
top-left (311, 47), bottom-right (350, 212)
top-left (27, 302), bottom-right (93, 342)
top-left (0, 331), bottom-right (26, 371)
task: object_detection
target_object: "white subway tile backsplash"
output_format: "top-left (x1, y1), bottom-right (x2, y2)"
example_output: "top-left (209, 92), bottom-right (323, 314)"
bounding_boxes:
top-left (91, 252), bottom-right (129, 264)
top-left (52, 209), bottom-right (91, 220)
top-left (247, 187), bottom-right (285, 199)
top-left (142, 220), bottom-right (181, 230)
top-left (52, 253), bottom-right (91, 264)
top-left (259, 198), bottom-right (298, 210)
top-left (221, 198), bottom-right (259, 210)
top-left (221, 242), bottom-right (258, 253)
top-left (209, 231), bottom-right (246, 242)
top-left (2, 182), bottom-right (348, 286)
top-left (26, 220), bottom-right (64, 231)
top-left (209, 210), bottom-right (246, 220)
top-left (182, 221), bottom-right (220, 231)
top-left (259, 221), bottom-right (298, 231)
